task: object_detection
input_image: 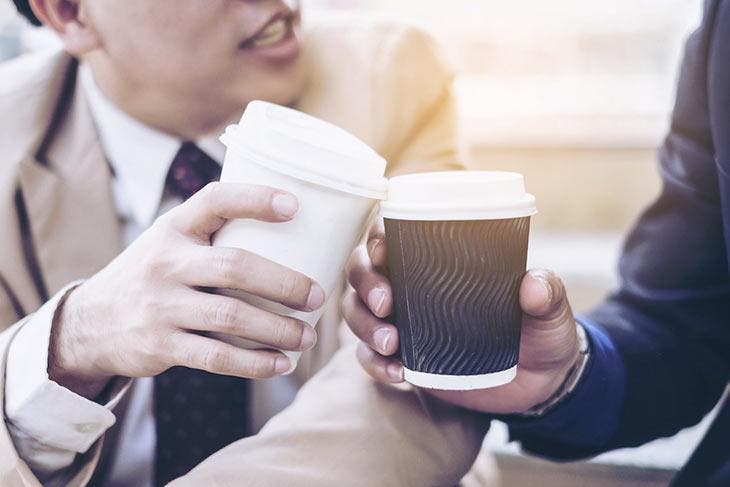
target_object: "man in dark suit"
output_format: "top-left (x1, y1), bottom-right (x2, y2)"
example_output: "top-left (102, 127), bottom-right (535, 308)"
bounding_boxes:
top-left (343, 0), bottom-right (730, 485)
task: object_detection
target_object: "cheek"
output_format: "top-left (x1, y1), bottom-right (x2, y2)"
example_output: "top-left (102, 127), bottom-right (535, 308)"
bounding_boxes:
top-left (227, 57), bottom-right (308, 106)
top-left (107, 27), bottom-right (238, 94)
top-left (89, 2), bottom-right (235, 76)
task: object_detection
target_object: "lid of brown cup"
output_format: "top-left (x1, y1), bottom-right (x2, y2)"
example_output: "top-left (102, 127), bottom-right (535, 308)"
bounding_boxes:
top-left (220, 101), bottom-right (388, 200)
top-left (380, 171), bottom-right (537, 221)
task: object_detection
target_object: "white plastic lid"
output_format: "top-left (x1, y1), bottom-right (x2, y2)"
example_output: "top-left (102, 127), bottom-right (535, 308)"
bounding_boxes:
top-left (220, 101), bottom-right (388, 199)
top-left (380, 171), bottom-right (537, 221)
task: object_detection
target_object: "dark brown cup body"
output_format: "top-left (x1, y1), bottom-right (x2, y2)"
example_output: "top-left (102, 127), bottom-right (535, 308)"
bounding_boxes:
top-left (384, 217), bottom-right (530, 376)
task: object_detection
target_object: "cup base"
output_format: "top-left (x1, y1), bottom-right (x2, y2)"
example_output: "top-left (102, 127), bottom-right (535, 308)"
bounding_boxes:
top-left (403, 365), bottom-right (517, 391)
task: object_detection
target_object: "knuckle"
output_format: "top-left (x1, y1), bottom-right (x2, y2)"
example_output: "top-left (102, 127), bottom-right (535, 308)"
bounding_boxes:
top-left (141, 251), bottom-right (173, 283)
top-left (279, 273), bottom-right (310, 307)
top-left (153, 207), bottom-right (187, 239)
top-left (213, 249), bottom-right (244, 284)
top-left (154, 331), bottom-right (178, 365)
top-left (273, 317), bottom-right (302, 349)
top-left (345, 253), bottom-right (360, 284)
top-left (341, 291), bottom-right (357, 324)
top-left (344, 253), bottom-right (356, 279)
top-left (195, 182), bottom-right (225, 215)
top-left (151, 211), bottom-right (174, 231)
top-left (143, 329), bottom-right (173, 366)
top-left (250, 354), bottom-right (277, 378)
top-left (139, 294), bottom-right (165, 323)
top-left (356, 343), bottom-right (376, 369)
top-left (201, 345), bottom-right (228, 372)
top-left (347, 261), bottom-right (367, 291)
top-left (248, 186), bottom-right (271, 208)
top-left (211, 301), bottom-right (240, 330)
top-left (369, 229), bottom-right (386, 241)
top-left (200, 181), bottom-right (223, 203)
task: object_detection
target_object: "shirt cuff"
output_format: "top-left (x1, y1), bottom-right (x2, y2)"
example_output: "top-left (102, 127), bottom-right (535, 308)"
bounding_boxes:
top-left (5, 281), bottom-right (130, 453)
top-left (501, 318), bottom-right (626, 457)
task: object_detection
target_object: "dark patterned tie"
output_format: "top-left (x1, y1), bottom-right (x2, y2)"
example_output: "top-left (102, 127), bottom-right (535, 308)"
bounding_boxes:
top-left (154, 142), bottom-right (251, 486)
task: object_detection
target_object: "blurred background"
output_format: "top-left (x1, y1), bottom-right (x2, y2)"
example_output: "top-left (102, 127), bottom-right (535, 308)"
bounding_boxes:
top-left (0, 1), bottom-right (712, 485)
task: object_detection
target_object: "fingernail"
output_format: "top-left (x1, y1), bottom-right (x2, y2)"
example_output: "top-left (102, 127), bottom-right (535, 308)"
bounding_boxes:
top-left (272, 193), bottom-right (299, 218)
top-left (300, 325), bottom-right (317, 350)
top-left (374, 328), bottom-right (392, 355)
top-left (528, 270), bottom-right (552, 305)
top-left (367, 238), bottom-right (383, 258)
top-left (368, 288), bottom-right (387, 315)
top-left (387, 362), bottom-right (404, 382)
top-left (306, 284), bottom-right (325, 311)
top-left (536, 275), bottom-right (553, 305)
top-left (274, 356), bottom-right (292, 374)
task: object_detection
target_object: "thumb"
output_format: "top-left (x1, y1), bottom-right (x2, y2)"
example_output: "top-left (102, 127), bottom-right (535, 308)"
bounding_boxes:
top-left (519, 269), bottom-right (572, 327)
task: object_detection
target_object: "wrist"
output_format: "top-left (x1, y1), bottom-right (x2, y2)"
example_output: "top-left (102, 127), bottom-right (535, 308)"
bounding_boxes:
top-left (48, 285), bottom-right (112, 400)
top-left (520, 323), bottom-right (590, 417)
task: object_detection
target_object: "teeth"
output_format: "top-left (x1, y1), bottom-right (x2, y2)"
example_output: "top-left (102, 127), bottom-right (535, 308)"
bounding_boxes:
top-left (252, 19), bottom-right (288, 47)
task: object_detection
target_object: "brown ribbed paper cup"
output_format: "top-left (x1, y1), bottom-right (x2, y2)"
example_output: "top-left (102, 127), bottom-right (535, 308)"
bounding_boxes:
top-left (381, 171), bottom-right (536, 390)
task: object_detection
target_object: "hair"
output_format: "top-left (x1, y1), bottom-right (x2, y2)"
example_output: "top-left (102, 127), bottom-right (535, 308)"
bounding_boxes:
top-left (11, 0), bottom-right (42, 26)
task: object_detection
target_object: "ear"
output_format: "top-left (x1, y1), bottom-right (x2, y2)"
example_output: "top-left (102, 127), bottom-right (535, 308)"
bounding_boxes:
top-left (29, 0), bottom-right (100, 55)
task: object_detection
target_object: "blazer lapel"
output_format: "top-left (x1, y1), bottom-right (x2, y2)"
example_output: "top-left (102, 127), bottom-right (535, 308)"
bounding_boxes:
top-left (17, 60), bottom-right (122, 298)
top-left (707, 0), bottom-right (730, 269)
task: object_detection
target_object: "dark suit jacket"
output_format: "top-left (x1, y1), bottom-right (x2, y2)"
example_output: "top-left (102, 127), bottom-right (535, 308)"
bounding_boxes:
top-left (508, 1), bottom-right (730, 485)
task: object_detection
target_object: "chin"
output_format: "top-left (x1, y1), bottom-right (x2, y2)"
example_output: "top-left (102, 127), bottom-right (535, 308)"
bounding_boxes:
top-left (239, 59), bottom-right (307, 108)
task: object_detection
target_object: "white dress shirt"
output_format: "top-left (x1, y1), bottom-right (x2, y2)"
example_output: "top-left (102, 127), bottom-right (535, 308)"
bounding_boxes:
top-left (4, 65), bottom-right (227, 487)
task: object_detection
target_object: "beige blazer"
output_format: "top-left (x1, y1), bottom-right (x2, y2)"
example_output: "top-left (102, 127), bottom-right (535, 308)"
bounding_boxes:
top-left (0, 17), bottom-right (489, 486)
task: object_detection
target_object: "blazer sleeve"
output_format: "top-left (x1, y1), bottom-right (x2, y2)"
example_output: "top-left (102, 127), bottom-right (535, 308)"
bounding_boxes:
top-left (170, 345), bottom-right (491, 487)
top-left (507, 0), bottom-right (730, 458)
top-left (373, 24), bottom-right (466, 176)
top-left (0, 318), bottom-right (104, 487)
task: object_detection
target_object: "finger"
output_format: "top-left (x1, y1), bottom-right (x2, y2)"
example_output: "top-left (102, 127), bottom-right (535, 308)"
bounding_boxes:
top-left (345, 245), bottom-right (392, 318)
top-left (167, 332), bottom-right (292, 379)
top-left (342, 289), bottom-right (398, 356)
top-left (167, 182), bottom-right (299, 240)
top-left (182, 246), bottom-right (325, 312)
top-left (519, 269), bottom-right (573, 329)
top-left (178, 292), bottom-right (316, 352)
top-left (366, 219), bottom-right (387, 267)
top-left (356, 342), bottom-right (404, 384)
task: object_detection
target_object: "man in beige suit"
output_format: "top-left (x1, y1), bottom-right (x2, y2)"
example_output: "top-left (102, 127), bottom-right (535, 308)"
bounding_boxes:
top-left (0, 0), bottom-right (490, 485)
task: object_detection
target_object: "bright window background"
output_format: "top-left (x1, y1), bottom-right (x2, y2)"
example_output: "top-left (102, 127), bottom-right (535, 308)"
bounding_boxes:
top-left (306, 0), bottom-right (703, 312)
top-left (306, 0), bottom-right (702, 147)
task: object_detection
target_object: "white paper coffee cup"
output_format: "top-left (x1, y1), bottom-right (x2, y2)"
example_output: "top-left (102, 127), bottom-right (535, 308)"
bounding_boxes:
top-left (212, 101), bottom-right (387, 372)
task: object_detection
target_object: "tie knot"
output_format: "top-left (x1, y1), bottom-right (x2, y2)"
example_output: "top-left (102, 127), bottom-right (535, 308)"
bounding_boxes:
top-left (166, 142), bottom-right (221, 201)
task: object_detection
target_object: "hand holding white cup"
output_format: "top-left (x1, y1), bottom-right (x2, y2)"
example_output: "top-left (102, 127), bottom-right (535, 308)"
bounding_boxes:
top-left (211, 101), bottom-right (388, 372)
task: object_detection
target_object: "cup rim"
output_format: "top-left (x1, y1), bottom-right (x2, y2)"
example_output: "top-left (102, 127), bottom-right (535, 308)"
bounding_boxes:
top-left (221, 127), bottom-right (388, 200)
top-left (381, 170), bottom-right (537, 220)
top-left (380, 195), bottom-right (537, 220)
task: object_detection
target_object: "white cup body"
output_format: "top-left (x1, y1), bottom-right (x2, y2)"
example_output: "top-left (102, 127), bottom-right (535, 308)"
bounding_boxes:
top-left (212, 144), bottom-right (379, 371)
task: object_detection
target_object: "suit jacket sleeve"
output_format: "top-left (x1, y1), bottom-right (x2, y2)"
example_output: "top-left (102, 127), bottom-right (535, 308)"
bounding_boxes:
top-left (506, 0), bottom-right (730, 458)
top-left (376, 24), bottom-right (466, 176)
top-left (170, 345), bottom-right (490, 487)
top-left (170, 24), bottom-right (490, 487)
top-left (0, 319), bottom-right (104, 487)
